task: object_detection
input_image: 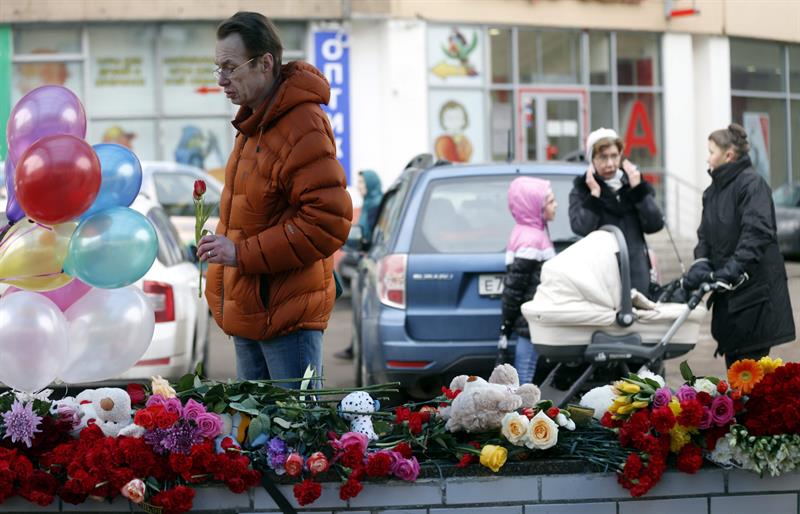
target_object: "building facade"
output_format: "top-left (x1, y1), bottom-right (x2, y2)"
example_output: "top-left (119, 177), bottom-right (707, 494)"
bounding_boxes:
top-left (1, 0), bottom-right (798, 236)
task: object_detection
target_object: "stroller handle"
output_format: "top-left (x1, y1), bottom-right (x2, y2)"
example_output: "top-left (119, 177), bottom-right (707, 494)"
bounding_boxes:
top-left (599, 225), bottom-right (634, 328)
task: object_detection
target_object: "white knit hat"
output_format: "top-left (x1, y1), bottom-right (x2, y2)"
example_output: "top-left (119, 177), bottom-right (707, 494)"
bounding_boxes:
top-left (585, 128), bottom-right (620, 160)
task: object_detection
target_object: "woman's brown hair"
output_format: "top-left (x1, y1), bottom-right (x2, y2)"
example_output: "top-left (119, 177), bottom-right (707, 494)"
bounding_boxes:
top-left (709, 123), bottom-right (750, 159)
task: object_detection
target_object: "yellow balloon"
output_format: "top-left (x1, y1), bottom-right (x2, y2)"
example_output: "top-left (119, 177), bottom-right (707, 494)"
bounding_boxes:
top-left (0, 219), bottom-right (77, 291)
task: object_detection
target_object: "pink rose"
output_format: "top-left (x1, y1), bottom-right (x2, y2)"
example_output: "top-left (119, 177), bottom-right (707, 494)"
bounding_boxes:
top-left (285, 453), bottom-right (304, 477)
top-left (162, 397), bottom-right (183, 417)
top-left (339, 432), bottom-right (368, 455)
top-left (711, 395), bottom-right (734, 426)
top-left (195, 412), bottom-right (223, 438)
top-left (182, 399), bottom-right (206, 422)
top-left (699, 406), bottom-right (713, 430)
top-left (306, 452), bottom-right (329, 475)
top-left (391, 456), bottom-right (420, 481)
top-left (146, 394), bottom-right (167, 408)
top-left (121, 479), bottom-right (145, 503)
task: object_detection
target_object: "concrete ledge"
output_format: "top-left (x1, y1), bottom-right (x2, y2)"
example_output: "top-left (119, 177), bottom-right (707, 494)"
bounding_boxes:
top-left (0, 467), bottom-right (798, 513)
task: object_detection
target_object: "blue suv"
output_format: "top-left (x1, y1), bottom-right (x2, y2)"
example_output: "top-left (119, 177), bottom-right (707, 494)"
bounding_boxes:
top-left (348, 155), bottom-right (583, 398)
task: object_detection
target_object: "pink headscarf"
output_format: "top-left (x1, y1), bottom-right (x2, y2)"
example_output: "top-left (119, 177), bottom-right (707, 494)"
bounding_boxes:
top-left (506, 176), bottom-right (555, 263)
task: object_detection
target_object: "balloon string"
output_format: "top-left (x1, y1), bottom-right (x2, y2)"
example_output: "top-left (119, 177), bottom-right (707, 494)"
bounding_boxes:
top-left (0, 224), bottom-right (38, 253)
top-left (0, 223), bottom-right (9, 242)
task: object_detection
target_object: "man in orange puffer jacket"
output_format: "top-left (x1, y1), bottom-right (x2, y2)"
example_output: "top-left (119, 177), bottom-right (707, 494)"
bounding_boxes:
top-left (197, 12), bottom-right (352, 388)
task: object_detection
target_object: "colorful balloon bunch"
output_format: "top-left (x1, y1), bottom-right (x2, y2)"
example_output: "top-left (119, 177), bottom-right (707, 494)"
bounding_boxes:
top-left (0, 85), bottom-right (158, 392)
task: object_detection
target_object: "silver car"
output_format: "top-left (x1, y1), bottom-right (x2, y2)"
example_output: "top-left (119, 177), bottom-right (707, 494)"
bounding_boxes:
top-left (774, 183), bottom-right (800, 259)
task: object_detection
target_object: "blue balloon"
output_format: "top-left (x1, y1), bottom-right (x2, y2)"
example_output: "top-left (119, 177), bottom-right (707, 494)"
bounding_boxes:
top-left (81, 144), bottom-right (143, 219)
top-left (65, 207), bottom-right (157, 289)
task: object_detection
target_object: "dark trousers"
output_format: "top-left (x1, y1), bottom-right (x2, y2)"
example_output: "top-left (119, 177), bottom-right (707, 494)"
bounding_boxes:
top-left (724, 347), bottom-right (770, 368)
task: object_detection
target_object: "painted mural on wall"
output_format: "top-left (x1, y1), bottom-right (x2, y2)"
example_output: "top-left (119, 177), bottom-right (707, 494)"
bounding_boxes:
top-left (429, 90), bottom-right (484, 164)
top-left (427, 26), bottom-right (484, 87)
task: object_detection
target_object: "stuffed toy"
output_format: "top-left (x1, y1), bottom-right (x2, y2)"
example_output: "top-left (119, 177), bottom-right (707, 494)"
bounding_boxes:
top-left (75, 388), bottom-right (142, 438)
top-left (442, 364), bottom-right (541, 433)
top-left (339, 391), bottom-right (379, 441)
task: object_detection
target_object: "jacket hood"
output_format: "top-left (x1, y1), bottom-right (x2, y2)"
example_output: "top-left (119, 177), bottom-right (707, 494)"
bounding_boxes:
top-left (233, 61), bottom-right (331, 136)
top-left (359, 169), bottom-right (383, 207)
top-left (506, 176), bottom-right (554, 260)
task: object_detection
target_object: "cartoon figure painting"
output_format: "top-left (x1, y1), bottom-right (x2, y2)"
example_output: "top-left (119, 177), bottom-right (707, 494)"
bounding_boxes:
top-left (174, 125), bottom-right (223, 170)
top-left (431, 28), bottom-right (479, 80)
top-left (434, 100), bottom-right (473, 163)
top-left (102, 126), bottom-right (136, 149)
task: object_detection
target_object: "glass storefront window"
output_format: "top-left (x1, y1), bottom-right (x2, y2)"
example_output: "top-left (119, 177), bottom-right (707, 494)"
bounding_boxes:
top-left (790, 45), bottom-right (800, 94)
top-left (618, 92), bottom-right (662, 168)
top-left (160, 118), bottom-right (232, 173)
top-left (518, 29), bottom-right (538, 84)
top-left (589, 32), bottom-right (611, 85)
top-left (12, 61), bottom-right (83, 102)
top-left (617, 32), bottom-right (660, 87)
top-left (161, 23), bottom-right (231, 116)
top-left (489, 28), bottom-right (512, 84)
top-left (490, 90), bottom-right (513, 160)
top-left (87, 119), bottom-right (158, 161)
top-left (540, 31), bottom-right (580, 84)
top-left (590, 92), bottom-right (613, 134)
top-left (793, 101), bottom-right (800, 184)
top-left (14, 25), bottom-right (81, 54)
top-left (276, 22), bottom-right (307, 54)
top-left (88, 25), bottom-right (157, 117)
top-left (731, 39), bottom-right (785, 92)
top-left (731, 96), bottom-right (788, 190)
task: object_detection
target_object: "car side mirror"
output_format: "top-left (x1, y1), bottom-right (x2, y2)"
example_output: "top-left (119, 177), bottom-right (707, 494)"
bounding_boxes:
top-left (345, 225), bottom-right (365, 251)
top-left (187, 243), bottom-right (199, 264)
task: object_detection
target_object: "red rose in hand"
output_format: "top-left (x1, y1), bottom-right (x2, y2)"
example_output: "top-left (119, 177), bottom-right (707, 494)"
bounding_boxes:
top-left (293, 479), bottom-right (322, 506)
top-left (193, 179), bottom-right (206, 200)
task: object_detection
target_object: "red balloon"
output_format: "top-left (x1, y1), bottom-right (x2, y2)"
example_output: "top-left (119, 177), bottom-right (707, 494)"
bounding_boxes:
top-left (15, 135), bottom-right (101, 225)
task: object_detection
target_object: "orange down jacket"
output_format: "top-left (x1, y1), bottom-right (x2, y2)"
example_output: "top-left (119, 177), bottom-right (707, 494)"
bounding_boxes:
top-left (205, 61), bottom-right (353, 341)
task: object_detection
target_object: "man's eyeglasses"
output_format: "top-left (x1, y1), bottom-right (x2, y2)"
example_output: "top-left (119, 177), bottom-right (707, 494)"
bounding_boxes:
top-left (212, 56), bottom-right (257, 80)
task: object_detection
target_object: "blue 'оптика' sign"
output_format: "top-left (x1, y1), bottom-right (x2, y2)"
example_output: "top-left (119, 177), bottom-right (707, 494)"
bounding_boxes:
top-left (314, 30), bottom-right (350, 184)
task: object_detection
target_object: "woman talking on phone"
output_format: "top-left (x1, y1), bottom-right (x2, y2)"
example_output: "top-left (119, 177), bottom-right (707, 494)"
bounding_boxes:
top-left (568, 128), bottom-right (664, 298)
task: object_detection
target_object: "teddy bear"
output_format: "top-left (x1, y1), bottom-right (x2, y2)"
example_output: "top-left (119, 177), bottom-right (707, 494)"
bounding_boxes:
top-left (339, 391), bottom-right (380, 441)
top-left (442, 364), bottom-right (541, 433)
top-left (75, 388), bottom-right (143, 438)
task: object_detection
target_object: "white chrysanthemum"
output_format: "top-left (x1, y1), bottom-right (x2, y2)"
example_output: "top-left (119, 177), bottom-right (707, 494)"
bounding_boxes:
top-left (578, 385), bottom-right (615, 420)
top-left (693, 378), bottom-right (717, 396)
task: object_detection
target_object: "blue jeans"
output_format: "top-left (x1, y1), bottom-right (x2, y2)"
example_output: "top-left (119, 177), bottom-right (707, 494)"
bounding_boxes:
top-left (514, 335), bottom-right (538, 385)
top-left (233, 330), bottom-right (323, 389)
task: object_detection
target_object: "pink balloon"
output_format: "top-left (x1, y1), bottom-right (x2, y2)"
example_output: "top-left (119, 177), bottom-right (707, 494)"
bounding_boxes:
top-left (4, 279), bottom-right (91, 312)
top-left (7, 85), bottom-right (87, 164)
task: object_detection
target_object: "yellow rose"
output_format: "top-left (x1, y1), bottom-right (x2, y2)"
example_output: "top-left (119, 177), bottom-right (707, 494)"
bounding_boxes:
top-left (151, 375), bottom-right (177, 399)
top-left (526, 411), bottom-right (559, 450)
top-left (479, 445), bottom-right (508, 472)
top-left (501, 412), bottom-right (530, 446)
top-left (631, 401), bottom-right (649, 409)
top-left (668, 398), bottom-right (681, 417)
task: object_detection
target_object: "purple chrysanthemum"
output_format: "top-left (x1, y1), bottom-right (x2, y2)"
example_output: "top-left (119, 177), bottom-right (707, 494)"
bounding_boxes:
top-left (160, 419), bottom-right (203, 455)
top-left (143, 427), bottom-right (171, 455)
top-left (266, 437), bottom-right (288, 469)
top-left (2, 400), bottom-right (42, 448)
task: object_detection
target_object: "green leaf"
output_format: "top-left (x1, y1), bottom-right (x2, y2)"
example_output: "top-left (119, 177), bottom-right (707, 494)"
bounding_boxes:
top-left (194, 361), bottom-right (205, 378)
top-left (705, 376), bottom-right (720, 385)
top-left (273, 417), bottom-right (292, 429)
top-left (248, 417), bottom-right (263, 446)
top-left (643, 378), bottom-right (662, 390)
top-left (679, 361), bottom-right (695, 383)
top-left (229, 402), bottom-right (261, 416)
top-left (177, 373), bottom-right (196, 392)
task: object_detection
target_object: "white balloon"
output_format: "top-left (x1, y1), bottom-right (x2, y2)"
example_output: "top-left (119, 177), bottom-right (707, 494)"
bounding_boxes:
top-left (0, 292), bottom-right (68, 392)
top-left (60, 286), bottom-right (155, 383)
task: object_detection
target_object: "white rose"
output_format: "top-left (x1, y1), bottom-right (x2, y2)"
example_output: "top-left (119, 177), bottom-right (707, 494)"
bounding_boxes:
top-left (525, 411), bottom-right (559, 450)
top-left (501, 412), bottom-right (530, 446)
top-left (693, 378), bottom-right (717, 396)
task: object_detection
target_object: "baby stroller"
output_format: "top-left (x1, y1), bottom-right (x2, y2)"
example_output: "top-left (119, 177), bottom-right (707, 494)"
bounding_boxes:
top-left (521, 226), bottom-right (709, 407)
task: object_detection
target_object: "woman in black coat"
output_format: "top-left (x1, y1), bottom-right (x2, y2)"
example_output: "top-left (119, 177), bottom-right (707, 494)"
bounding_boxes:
top-left (569, 128), bottom-right (664, 297)
top-left (683, 124), bottom-right (795, 367)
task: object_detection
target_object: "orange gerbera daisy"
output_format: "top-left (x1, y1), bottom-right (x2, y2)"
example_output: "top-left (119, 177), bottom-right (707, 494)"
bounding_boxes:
top-left (727, 359), bottom-right (765, 394)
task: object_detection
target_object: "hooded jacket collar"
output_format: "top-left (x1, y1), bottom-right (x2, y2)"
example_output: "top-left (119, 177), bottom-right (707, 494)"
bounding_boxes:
top-left (709, 155), bottom-right (752, 189)
top-left (232, 61), bottom-right (331, 137)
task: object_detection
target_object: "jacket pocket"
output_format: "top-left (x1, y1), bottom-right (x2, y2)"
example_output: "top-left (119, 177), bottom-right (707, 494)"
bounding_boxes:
top-left (713, 282), bottom-right (770, 352)
top-left (258, 274), bottom-right (270, 311)
top-left (728, 282), bottom-right (770, 313)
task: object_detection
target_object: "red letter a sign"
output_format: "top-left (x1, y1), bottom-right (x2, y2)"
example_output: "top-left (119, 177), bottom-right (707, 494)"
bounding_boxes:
top-left (624, 100), bottom-right (657, 157)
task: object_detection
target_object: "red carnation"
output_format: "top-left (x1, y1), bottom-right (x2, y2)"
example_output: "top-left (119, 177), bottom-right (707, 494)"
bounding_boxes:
top-left (150, 485), bottom-right (195, 514)
top-left (677, 399), bottom-right (703, 427)
top-left (676, 443), bottom-right (703, 474)
top-left (651, 406), bottom-right (676, 434)
top-left (408, 412), bottom-right (423, 435)
top-left (293, 479), bottom-right (322, 506)
top-left (394, 407), bottom-right (411, 424)
top-left (622, 453), bottom-right (643, 481)
top-left (366, 451), bottom-right (392, 478)
top-left (456, 454), bottom-right (474, 468)
top-left (696, 391), bottom-right (712, 406)
top-left (339, 477), bottom-right (363, 501)
top-left (393, 442), bottom-right (413, 459)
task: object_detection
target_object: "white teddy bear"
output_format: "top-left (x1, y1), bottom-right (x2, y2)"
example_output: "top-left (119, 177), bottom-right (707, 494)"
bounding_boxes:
top-left (75, 388), bottom-right (143, 438)
top-left (442, 364), bottom-right (541, 433)
top-left (339, 391), bottom-right (379, 441)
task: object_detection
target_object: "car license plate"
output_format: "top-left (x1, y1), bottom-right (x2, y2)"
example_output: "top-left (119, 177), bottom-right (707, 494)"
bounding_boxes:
top-left (478, 274), bottom-right (504, 296)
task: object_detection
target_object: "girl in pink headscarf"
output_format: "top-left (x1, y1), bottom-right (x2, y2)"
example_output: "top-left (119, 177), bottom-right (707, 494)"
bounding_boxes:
top-left (501, 177), bottom-right (557, 384)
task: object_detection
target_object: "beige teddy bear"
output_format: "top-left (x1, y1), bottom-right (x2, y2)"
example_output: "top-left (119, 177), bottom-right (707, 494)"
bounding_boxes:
top-left (442, 364), bottom-right (541, 433)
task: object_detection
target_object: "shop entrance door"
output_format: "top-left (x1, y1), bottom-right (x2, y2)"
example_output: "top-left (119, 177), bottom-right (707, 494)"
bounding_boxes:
top-left (518, 91), bottom-right (587, 162)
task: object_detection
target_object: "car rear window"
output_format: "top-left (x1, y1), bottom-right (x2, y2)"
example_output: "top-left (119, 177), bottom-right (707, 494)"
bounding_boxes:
top-left (411, 175), bottom-right (576, 254)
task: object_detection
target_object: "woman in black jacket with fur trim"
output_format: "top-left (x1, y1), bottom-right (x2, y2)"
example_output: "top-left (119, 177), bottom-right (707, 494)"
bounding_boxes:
top-left (569, 128), bottom-right (664, 297)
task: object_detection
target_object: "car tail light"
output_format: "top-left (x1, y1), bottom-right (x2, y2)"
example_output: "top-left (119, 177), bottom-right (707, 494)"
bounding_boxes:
top-left (143, 281), bottom-right (175, 323)
top-left (377, 253), bottom-right (407, 309)
top-left (386, 360), bottom-right (431, 369)
top-left (135, 357), bottom-right (171, 367)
